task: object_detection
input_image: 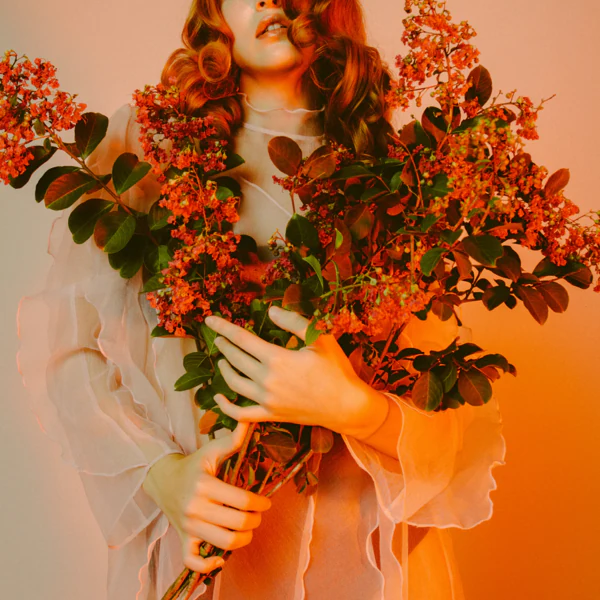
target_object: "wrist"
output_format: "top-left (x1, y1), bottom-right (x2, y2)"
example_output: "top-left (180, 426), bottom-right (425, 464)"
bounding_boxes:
top-left (344, 378), bottom-right (391, 441)
top-left (142, 452), bottom-right (186, 507)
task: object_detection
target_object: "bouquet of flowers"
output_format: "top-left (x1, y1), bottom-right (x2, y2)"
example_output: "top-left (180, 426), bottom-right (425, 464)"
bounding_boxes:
top-left (3, 0), bottom-right (600, 597)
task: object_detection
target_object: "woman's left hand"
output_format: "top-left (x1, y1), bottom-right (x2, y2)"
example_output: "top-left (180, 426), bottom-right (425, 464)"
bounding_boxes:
top-left (204, 306), bottom-right (388, 439)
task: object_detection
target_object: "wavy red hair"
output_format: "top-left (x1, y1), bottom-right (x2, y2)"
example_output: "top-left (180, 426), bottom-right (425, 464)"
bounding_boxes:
top-left (161, 0), bottom-right (396, 158)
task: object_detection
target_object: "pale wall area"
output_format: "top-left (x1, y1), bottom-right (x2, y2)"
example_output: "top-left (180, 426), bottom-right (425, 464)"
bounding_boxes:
top-left (1, 1), bottom-right (598, 598)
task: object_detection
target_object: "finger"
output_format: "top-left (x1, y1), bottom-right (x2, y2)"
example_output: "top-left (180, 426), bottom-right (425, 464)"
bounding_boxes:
top-left (189, 520), bottom-right (253, 551)
top-left (268, 306), bottom-right (310, 341)
top-left (214, 393), bottom-right (272, 423)
top-left (218, 358), bottom-right (263, 400)
top-left (183, 537), bottom-right (225, 574)
top-left (214, 336), bottom-right (266, 381)
top-left (205, 315), bottom-right (279, 363)
top-left (200, 421), bottom-right (249, 474)
top-left (194, 474), bottom-right (272, 512)
top-left (186, 498), bottom-right (262, 532)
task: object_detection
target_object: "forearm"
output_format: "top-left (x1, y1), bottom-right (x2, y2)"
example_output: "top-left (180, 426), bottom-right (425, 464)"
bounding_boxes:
top-left (347, 382), bottom-right (403, 459)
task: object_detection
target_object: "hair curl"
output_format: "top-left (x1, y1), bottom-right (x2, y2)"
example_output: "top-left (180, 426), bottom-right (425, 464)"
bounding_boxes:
top-left (161, 0), bottom-right (396, 158)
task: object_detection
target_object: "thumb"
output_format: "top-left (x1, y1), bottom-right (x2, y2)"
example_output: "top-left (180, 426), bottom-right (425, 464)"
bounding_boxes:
top-left (200, 421), bottom-right (250, 476)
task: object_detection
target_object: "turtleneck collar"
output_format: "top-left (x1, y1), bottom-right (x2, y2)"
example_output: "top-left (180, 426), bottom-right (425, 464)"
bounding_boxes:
top-left (238, 92), bottom-right (326, 140)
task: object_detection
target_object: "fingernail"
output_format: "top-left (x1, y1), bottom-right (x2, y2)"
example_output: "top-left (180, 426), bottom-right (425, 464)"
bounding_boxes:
top-left (215, 558), bottom-right (225, 568)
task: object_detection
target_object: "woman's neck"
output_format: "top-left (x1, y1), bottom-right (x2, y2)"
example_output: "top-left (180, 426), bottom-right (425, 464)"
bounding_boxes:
top-left (238, 92), bottom-right (325, 139)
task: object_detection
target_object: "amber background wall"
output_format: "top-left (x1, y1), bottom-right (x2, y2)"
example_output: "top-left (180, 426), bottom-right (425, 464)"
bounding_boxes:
top-left (1, 1), bottom-right (598, 598)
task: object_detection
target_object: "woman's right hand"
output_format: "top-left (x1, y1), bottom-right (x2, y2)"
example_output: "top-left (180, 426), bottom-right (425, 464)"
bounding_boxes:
top-left (147, 422), bottom-right (272, 574)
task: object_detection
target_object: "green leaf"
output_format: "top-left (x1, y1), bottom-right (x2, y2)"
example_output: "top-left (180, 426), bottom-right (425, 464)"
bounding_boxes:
top-left (45, 171), bottom-right (98, 211)
top-left (422, 173), bottom-right (450, 202)
top-left (112, 152), bottom-right (152, 195)
top-left (211, 372), bottom-right (237, 400)
top-left (94, 212), bottom-right (137, 253)
top-left (144, 244), bottom-right (172, 273)
top-left (440, 228), bottom-right (462, 245)
top-left (142, 274), bottom-right (166, 293)
top-left (261, 432), bottom-right (298, 463)
top-left (457, 368), bottom-right (492, 406)
top-left (35, 166), bottom-right (79, 202)
top-left (331, 164), bottom-right (373, 180)
top-left (421, 213), bottom-right (441, 232)
top-left (334, 228), bottom-right (343, 250)
top-left (75, 112), bottom-right (109, 160)
top-left (201, 322), bottom-right (220, 356)
top-left (412, 370), bottom-right (444, 411)
top-left (110, 235), bottom-right (148, 279)
top-left (305, 318), bottom-right (323, 346)
top-left (482, 284), bottom-right (510, 310)
top-left (148, 199), bottom-right (171, 230)
top-left (194, 386), bottom-right (217, 411)
top-left (420, 247), bottom-right (446, 277)
top-left (285, 213), bottom-right (321, 251)
top-left (174, 368), bottom-right (212, 391)
top-left (150, 325), bottom-right (171, 337)
top-left (461, 235), bottom-right (504, 267)
top-left (184, 352), bottom-right (209, 372)
top-left (8, 145), bottom-right (57, 189)
top-left (302, 255), bottom-right (324, 290)
top-left (68, 198), bottom-right (115, 244)
top-left (475, 353), bottom-right (510, 372)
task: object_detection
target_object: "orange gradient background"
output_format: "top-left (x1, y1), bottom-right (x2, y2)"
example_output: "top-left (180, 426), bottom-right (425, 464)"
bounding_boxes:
top-left (1, 1), bottom-right (599, 598)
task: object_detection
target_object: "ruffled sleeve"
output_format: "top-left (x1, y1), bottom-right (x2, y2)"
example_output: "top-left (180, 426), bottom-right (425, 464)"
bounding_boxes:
top-left (16, 102), bottom-right (186, 552)
top-left (341, 310), bottom-right (506, 530)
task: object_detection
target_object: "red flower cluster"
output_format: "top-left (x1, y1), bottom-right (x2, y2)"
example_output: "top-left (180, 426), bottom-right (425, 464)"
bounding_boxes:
top-left (133, 83), bottom-right (248, 336)
top-left (0, 51), bottom-right (86, 184)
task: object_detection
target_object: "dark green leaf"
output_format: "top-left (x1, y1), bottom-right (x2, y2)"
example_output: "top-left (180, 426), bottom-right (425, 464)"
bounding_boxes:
top-left (35, 166), bottom-right (79, 202)
top-left (148, 199), bottom-right (171, 230)
top-left (286, 213), bottom-right (321, 251)
top-left (457, 368), bottom-right (492, 406)
top-left (412, 370), bottom-right (444, 411)
top-left (93, 212), bottom-right (136, 253)
top-left (45, 171), bottom-right (98, 211)
top-left (68, 198), bottom-right (115, 244)
top-left (482, 285), bottom-right (510, 310)
top-left (332, 164), bottom-right (373, 180)
top-left (8, 145), bottom-right (57, 189)
top-left (461, 235), bottom-right (504, 267)
top-left (142, 274), bottom-right (166, 293)
top-left (112, 152), bottom-right (152, 195)
top-left (201, 322), bottom-right (220, 356)
top-left (302, 255), bottom-right (324, 291)
top-left (475, 353), bottom-right (510, 372)
top-left (184, 352), bottom-right (209, 372)
top-left (194, 386), bottom-right (217, 410)
top-left (211, 372), bottom-right (237, 400)
top-left (420, 247), bottom-right (446, 277)
top-left (75, 112), bottom-right (109, 160)
top-left (174, 368), bottom-right (212, 391)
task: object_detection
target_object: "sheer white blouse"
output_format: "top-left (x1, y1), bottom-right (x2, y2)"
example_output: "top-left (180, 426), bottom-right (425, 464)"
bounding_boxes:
top-left (16, 95), bottom-right (506, 600)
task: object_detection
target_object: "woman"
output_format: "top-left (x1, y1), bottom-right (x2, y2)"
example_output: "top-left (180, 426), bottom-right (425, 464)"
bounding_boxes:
top-left (17, 0), bottom-right (506, 598)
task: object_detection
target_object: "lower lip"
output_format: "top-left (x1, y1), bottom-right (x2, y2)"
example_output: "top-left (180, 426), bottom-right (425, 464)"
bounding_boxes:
top-left (258, 27), bottom-right (287, 39)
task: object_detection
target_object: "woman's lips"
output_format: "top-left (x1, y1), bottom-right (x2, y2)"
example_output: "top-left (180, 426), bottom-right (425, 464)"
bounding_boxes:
top-left (257, 26), bottom-right (288, 39)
